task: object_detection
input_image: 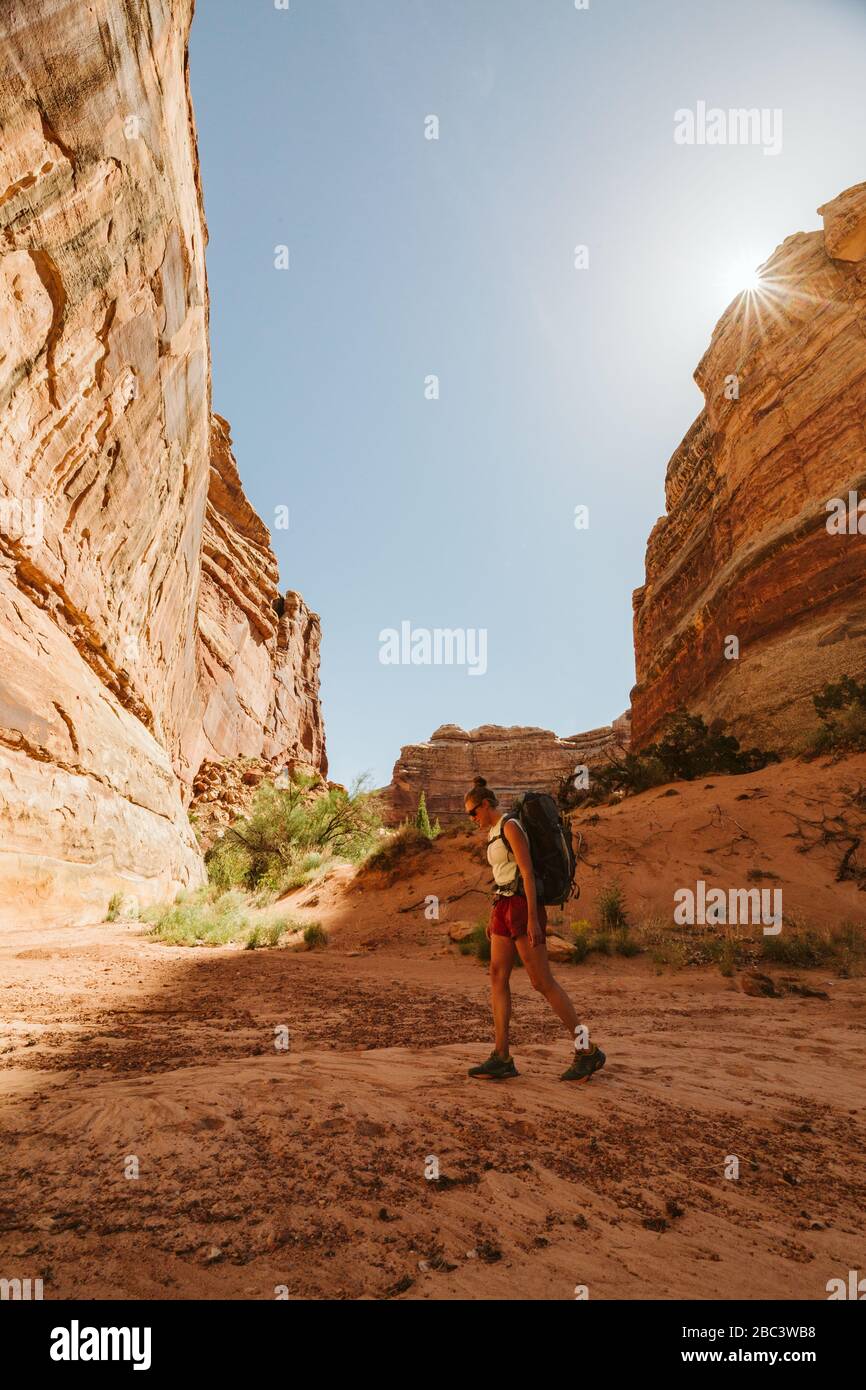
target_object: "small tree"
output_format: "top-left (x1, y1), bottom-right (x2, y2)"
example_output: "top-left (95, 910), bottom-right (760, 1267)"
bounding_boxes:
top-left (415, 791), bottom-right (433, 839)
top-left (206, 772), bottom-right (381, 889)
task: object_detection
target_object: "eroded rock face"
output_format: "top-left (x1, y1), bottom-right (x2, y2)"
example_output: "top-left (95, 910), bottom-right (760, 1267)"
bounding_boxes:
top-left (631, 183), bottom-right (866, 751)
top-left (184, 415), bottom-right (326, 781)
top-left (382, 716), bottom-right (631, 823)
top-left (0, 0), bottom-right (325, 926)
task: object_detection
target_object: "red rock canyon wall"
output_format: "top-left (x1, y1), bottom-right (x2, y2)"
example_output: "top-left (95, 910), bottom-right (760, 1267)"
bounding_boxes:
top-left (631, 184), bottom-right (866, 751)
top-left (0, 0), bottom-right (325, 926)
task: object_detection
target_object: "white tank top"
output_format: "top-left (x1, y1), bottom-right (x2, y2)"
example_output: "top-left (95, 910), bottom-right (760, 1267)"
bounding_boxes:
top-left (487, 815), bottom-right (522, 891)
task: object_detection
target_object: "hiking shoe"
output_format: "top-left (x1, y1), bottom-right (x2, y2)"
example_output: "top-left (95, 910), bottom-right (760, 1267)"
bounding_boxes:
top-left (560, 1044), bottom-right (606, 1083)
top-left (468, 1051), bottom-right (518, 1080)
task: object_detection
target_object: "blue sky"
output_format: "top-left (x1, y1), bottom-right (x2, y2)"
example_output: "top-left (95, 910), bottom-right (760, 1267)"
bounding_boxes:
top-left (189, 0), bottom-right (866, 789)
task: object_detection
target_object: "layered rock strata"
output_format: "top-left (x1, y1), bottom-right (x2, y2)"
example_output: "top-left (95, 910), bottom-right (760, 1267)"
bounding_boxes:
top-left (0, 1), bottom-right (325, 926)
top-left (383, 716), bottom-right (631, 823)
top-left (631, 183), bottom-right (866, 751)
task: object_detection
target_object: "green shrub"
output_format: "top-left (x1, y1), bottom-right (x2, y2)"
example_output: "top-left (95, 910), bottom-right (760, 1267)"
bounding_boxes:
top-left (718, 939), bottom-right (737, 977)
top-left (570, 932), bottom-right (591, 963)
top-left (814, 674), bottom-right (866, 722)
top-left (562, 709), bottom-right (779, 807)
top-left (829, 922), bottom-right (865, 978)
top-left (805, 676), bottom-right (866, 754)
top-left (207, 841), bottom-right (253, 891)
top-left (414, 791), bottom-right (434, 838)
top-left (358, 824), bottom-right (432, 878)
top-left (760, 929), bottom-right (833, 968)
top-left (598, 882), bottom-right (629, 932)
top-left (205, 773), bottom-right (380, 891)
top-left (456, 922), bottom-right (491, 963)
top-left (246, 916), bottom-right (295, 950)
top-left (565, 919), bottom-right (621, 963)
top-left (650, 938), bottom-right (688, 969)
top-left (303, 922), bottom-right (328, 950)
top-left (142, 889), bottom-right (251, 946)
top-left (256, 851), bottom-right (324, 898)
top-left (106, 892), bottom-right (123, 922)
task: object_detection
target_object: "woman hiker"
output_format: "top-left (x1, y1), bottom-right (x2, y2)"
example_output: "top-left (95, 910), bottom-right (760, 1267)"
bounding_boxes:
top-left (464, 776), bottom-right (606, 1083)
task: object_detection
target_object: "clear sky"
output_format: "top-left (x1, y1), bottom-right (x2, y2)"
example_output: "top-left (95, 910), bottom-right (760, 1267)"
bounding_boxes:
top-left (189, 0), bottom-right (866, 790)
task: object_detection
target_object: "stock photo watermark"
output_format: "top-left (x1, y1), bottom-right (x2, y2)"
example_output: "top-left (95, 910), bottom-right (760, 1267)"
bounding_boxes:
top-left (379, 622), bottom-right (488, 676)
top-left (674, 102), bottom-right (783, 157)
top-left (674, 880), bottom-right (782, 932)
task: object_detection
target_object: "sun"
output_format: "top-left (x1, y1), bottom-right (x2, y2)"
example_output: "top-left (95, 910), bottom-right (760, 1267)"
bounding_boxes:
top-left (720, 256), bottom-right (767, 306)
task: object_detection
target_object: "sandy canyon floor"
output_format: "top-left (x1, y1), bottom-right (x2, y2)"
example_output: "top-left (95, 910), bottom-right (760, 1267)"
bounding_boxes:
top-left (2, 916), bottom-right (864, 1299)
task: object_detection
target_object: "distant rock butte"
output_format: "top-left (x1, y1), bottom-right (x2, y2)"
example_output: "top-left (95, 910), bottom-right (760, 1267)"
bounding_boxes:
top-left (382, 716), bottom-right (631, 823)
top-left (631, 182), bottom-right (866, 752)
top-left (0, 0), bottom-right (325, 926)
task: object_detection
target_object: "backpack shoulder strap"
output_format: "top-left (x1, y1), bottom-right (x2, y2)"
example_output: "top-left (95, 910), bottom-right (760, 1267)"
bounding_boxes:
top-left (494, 812), bottom-right (514, 850)
top-left (497, 812), bottom-right (527, 855)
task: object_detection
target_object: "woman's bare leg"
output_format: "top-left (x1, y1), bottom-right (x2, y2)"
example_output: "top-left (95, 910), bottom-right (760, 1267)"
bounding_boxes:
top-left (514, 935), bottom-right (582, 1041)
top-left (490, 934), bottom-right (516, 1056)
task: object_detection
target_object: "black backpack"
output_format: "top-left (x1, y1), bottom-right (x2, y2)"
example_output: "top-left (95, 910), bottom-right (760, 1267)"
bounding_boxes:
top-left (496, 792), bottom-right (578, 907)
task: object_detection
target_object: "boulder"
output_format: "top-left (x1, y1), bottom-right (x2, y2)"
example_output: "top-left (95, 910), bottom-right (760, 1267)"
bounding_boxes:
top-left (545, 934), bottom-right (576, 962)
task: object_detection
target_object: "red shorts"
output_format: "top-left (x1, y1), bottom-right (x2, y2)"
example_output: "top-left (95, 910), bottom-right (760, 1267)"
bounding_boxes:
top-left (489, 894), bottom-right (547, 939)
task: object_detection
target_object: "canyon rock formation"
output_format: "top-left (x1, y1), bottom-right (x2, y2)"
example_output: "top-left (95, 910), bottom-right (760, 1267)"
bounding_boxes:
top-left (383, 716), bottom-right (631, 823)
top-left (631, 182), bottom-right (866, 751)
top-left (188, 414), bottom-right (326, 779)
top-left (0, 0), bottom-right (325, 927)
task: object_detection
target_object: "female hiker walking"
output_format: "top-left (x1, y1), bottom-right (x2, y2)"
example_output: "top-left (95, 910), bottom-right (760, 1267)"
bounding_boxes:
top-left (464, 776), bottom-right (606, 1083)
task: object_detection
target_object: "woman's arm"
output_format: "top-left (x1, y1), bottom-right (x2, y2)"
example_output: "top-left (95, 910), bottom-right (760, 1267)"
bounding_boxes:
top-left (503, 819), bottom-right (544, 947)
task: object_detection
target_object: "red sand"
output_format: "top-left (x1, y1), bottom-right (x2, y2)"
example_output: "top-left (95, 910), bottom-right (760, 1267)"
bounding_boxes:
top-left (1, 756), bottom-right (864, 1300)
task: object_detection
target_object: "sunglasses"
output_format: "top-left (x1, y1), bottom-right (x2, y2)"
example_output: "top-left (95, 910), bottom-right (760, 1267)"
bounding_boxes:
top-left (468, 804), bottom-right (483, 820)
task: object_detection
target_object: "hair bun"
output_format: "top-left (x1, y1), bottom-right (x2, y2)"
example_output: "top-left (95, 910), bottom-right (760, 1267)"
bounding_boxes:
top-left (473, 776), bottom-right (487, 788)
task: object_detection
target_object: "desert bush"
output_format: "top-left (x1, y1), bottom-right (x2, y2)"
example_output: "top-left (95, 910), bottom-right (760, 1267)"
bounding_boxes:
top-left (206, 774), bottom-right (380, 891)
top-left (650, 938), bottom-right (688, 970)
top-left (829, 921), bottom-right (865, 977)
top-left (565, 918), bottom-right (634, 962)
top-left (718, 939), bottom-right (737, 977)
top-left (760, 926), bottom-right (834, 968)
top-left (207, 842), bottom-right (254, 891)
top-left (142, 889), bottom-right (251, 946)
top-left (570, 930), bottom-right (591, 963)
top-left (597, 881), bottom-right (629, 932)
top-left (805, 675), bottom-right (866, 754)
top-left (414, 791), bottom-right (441, 839)
top-left (358, 824), bottom-right (433, 879)
top-left (559, 753), bottom-right (666, 808)
top-left (255, 851), bottom-right (324, 898)
top-left (303, 922), bottom-right (328, 950)
top-left (457, 921), bottom-right (491, 963)
top-left (246, 917), bottom-right (297, 950)
top-left (562, 710), bottom-right (779, 807)
top-left (106, 892), bottom-right (123, 922)
top-left (758, 919), bottom-right (866, 975)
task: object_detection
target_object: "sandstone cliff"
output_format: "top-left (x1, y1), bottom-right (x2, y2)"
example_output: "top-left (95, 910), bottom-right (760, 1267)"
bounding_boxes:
top-left (186, 414), bottom-right (326, 780)
top-left (631, 183), bottom-right (866, 751)
top-left (0, 0), bottom-right (325, 926)
top-left (383, 716), bottom-right (630, 823)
